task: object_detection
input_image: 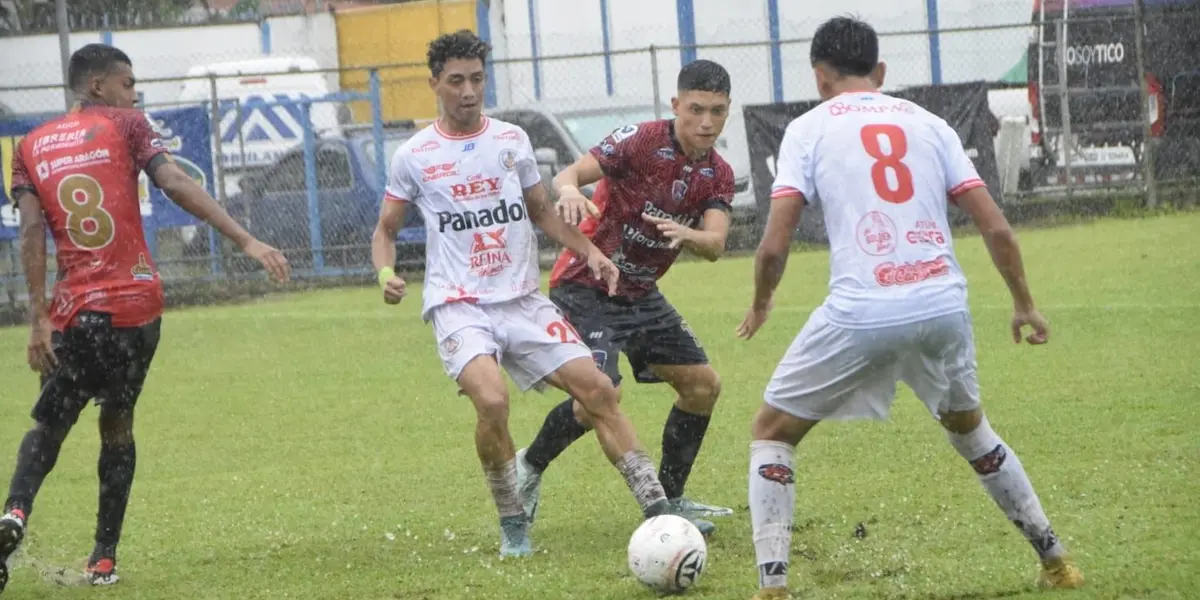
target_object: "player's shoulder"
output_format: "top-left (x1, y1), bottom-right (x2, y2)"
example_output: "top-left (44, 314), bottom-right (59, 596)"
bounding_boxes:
top-left (390, 124), bottom-right (446, 163)
top-left (704, 149), bottom-right (736, 180)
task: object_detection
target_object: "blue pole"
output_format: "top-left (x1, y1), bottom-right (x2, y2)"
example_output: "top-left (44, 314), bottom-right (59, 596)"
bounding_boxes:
top-left (369, 69), bottom-right (386, 189)
top-left (101, 30), bottom-right (112, 46)
top-left (767, 0), bottom-right (783, 103)
top-left (476, 0), bottom-right (498, 107)
top-left (676, 0), bottom-right (697, 66)
top-left (261, 19), bottom-right (272, 55)
top-left (301, 101), bottom-right (324, 273)
top-left (926, 0), bottom-right (942, 85)
top-left (600, 0), bottom-right (614, 96)
top-left (528, 0), bottom-right (541, 100)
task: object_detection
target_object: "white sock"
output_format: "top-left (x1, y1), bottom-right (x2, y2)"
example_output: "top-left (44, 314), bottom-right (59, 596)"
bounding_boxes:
top-left (484, 460), bottom-right (524, 519)
top-left (749, 440), bottom-right (796, 589)
top-left (617, 450), bottom-right (668, 514)
top-left (946, 417), bottom-right (1065, 561)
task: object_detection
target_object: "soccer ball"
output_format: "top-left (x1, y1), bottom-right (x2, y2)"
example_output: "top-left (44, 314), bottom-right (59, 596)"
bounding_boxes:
top-left (627, 514), bottom-right (707, 593)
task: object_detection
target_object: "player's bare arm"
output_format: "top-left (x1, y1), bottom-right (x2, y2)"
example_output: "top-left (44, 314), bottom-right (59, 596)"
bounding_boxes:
top-left (641, 207), bottom-right (729, 261)
top-left (955, 186), bottom-right (1049, 344)
top-left (152, 161), bottom-right (289, 282)
top-left (551, 153), bottom-right (604, 225)
top-left (738, 194), bottom-right (805, 340)
top-left (525, 182), bottom-right (619, 294)
top-left (371, 198), bottom-right (409, 304)
top-left (14, 190), bottom-right (56, 373)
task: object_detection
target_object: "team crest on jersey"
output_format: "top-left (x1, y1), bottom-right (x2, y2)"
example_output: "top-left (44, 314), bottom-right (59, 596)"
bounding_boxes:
top-left (656, 147), bottom-right (675, 160)
top-left (130, 254), bottom-right (156, 281)
top-left (672, 180), bottom-right (688, 202)
top-left (591, 349), bottom-right (608, 370)
top-left (599, 141), bottom-right (616, 156)
top-left (611, 124), bottom-right (638, 143)
top-left (441, 333), bottom-right (463, 356)
top-left (498, 148), bottom-right (518, 172)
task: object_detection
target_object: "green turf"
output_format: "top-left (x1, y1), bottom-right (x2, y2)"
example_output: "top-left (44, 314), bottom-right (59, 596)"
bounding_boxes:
top-left (0, 213), bottom-right (1198, 599)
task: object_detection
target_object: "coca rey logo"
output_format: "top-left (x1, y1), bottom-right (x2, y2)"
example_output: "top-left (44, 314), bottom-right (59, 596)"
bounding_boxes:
top-left (450, 174), bottom-right (503, 202)
top-left (828, 101), bottom-right (915, 117)
top-left (422, 161), bottom-right (458, 182)
top-left (875, 257), bottom-right (950, 287)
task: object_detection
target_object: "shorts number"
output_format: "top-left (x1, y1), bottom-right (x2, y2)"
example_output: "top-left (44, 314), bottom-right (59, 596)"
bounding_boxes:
top-left (860, 124), bottom-right (914, 204)
top-left (547, 320), bottom-right (581, 344)
top-left (57, 174), bottom-right (115, 250)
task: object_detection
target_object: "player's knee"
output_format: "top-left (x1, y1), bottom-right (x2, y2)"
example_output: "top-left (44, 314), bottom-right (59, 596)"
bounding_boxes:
top-left (471, 390), bottom-right (511, 425)
top-left (675, 369), bottom-right (721, 413)
top-left (573, 377), bottom-right (621, 422)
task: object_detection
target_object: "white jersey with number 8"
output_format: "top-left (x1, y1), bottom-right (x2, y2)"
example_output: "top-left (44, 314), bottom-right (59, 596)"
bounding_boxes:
top-left (771, 91), bottom-right (987, 329)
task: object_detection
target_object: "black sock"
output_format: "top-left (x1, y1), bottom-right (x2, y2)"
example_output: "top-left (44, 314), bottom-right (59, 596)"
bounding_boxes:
top-left (523, 399), bottom-right (590, 473)
top-left (5, 425), bottom-right (71, 517)
top-left (659, 406), bottom-right (711, 500)
top-left (95, 441), bottom-right (135, 549)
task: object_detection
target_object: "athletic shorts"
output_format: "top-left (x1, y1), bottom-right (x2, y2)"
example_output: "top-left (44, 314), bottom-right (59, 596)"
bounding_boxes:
top-left (764, 307), bottom-right (981, 421)
top-left (548, 282), bottom-right (708, 386)
top-left (33, 311), bottom-right (162, 427)
top-left (430, 293), bottom-right (593, 392)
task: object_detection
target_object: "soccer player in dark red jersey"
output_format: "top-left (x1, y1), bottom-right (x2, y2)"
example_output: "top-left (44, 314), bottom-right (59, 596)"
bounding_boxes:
top-left (515, 60), bottom-right (736, 535)
top-left (0, 44), bottom-right (289, 592)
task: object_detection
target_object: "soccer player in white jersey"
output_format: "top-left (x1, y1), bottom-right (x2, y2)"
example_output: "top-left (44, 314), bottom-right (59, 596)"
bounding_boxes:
top-left (370, 30), bottom-right (694, 559)
top-left (736, 17), bottom-right (1085, 599)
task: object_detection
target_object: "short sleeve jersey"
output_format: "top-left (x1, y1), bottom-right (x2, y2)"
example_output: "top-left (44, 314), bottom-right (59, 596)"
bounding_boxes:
top-left (771, 92), bottom-right (986, 328)
top-left (548, 119), bottom-right (735, 298)
top-left (10, 104), bottom-right (169, 330)
top-left (384, 117), bottom-right (543, 320)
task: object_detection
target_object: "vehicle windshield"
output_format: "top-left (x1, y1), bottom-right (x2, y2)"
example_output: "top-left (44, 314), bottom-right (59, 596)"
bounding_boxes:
top-left (361, 133), bottom-right (417, 167)
top-left (559, 107), bottom-right (664, 149)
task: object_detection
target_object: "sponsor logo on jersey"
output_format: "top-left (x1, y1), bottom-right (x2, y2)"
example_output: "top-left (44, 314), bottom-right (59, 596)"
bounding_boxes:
top-left (643, 201), bottom-right (698, 228)
top-left (874, 257), bottom-right (950, 287)
top-left (413, 140), bottom-right (441, 153)
top-left (436, 198), bottom-right (526, 232)
top-left (656, 147), bottom-right (675, 160)
top-left (422, 161), bottom-right (459, 182)
top-left (450, 175), bottom-right (503, 202)
top-left (130, 253), bottom-right (156, 281)
top-left (469, 227), bottom-right (512, 276)
top-left (828, 101), bottom-right (916, 117)
top-left (623, 223), bottom-right (674, 250)
top-left (856, 211), bottom-right (897, 256)
top-left (493, 130), bottom-right (520, 142)
top-left (905, 220), bottom-right (946, 247)
top-left (611, 124), bottom-right (638, 143)
top-left (699, 167), bottom-right (714, 178)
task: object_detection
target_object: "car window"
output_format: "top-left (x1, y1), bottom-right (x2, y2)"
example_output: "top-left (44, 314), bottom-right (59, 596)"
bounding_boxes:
top-left (316, 143), bottom-right (353, 190)
top-left (261, 152), bottom-right (307, 194)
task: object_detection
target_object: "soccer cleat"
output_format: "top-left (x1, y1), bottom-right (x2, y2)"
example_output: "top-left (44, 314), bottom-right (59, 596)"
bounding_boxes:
top-left (498, 515), bottom-right (533, 558)
top-left (514, 448), bottom-right (542, 525)
top-left (646, 499), bottom-right (716, 537)
top-left (0, 509), bottom-right (27, 595)
top-left (1036, 556), bottom-right (1084, 589)
top-left (86, 543), bottom-right (120, 586)
top-left (669, 496), bottom-right (734, 519)
top-left (751, 587), bottom-right (792, 600)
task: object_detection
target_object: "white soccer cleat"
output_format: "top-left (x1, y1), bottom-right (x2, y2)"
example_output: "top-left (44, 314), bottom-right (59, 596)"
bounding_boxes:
top-left (514, 448), bottom-right (543, 525)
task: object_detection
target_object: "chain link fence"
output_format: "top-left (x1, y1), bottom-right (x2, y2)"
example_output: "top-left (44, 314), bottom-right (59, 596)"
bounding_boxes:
top-left (0, 10), bottom-right (1196, 322)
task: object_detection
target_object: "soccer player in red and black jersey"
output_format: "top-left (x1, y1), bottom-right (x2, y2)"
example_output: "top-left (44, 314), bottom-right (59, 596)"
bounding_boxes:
top-left (515, 60), bottom-right (737, 535)
top-left (0, 44), bottom-right (288, 592)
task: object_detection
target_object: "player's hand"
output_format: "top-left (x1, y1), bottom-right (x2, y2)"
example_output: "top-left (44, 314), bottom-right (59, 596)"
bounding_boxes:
top-left (1011, 308), bottom-right (1049, 345)
top-left (242, 239), bottom-right (290, 283)
top-left (27, 313), bottom-right (57, 373)
top-left (736, 301), bottom-right (773, 341)
top-left (586, 249), bottom-right (620, 295)
top-left (556, 186), bottom-right (601, 226)
top-left (641, 213), bottom-right (692, 250)
top-left (382, 275), bottom-right (407, 305)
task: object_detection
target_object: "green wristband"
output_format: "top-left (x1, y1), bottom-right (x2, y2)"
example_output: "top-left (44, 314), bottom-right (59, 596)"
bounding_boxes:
top-left (377, 267), bottom-right (395, 289)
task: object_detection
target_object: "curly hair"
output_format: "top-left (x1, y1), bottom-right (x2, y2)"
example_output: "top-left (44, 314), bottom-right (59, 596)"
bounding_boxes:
top-left (427, 29), bottom-right (491, 78)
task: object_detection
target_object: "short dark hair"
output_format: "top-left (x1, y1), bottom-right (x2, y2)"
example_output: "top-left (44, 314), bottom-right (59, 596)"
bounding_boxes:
top-left (677, 59), bottom-right (731, 96)
top-left (810, 16), bottom-right (878, 77)
top-left (68, 43), bottom-right (132, 91)
top-left (427, 29), bottom-right (491, 78)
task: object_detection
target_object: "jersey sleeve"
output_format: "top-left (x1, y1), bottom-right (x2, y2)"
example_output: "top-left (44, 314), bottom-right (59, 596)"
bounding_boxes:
top-left (770, 120), bottom-right (816, 205)
top-left (8, 139), bottom-right (36, 198)
top-left (937, 120), bottom-right (986, 200)
top-left (516, 129), bottom-right (543, 189)
top-left (704, 162), bottom-right (735, 213)
top-left (116, 110), bottom-right (170, 174)
top-left (587, 123), bottom-right (646, 179)
top-left (384, 147), bottom-right (417, 203)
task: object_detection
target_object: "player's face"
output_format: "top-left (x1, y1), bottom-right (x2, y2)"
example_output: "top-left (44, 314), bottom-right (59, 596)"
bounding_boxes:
top-left (431, 58), bottom-right (486, 128)
top-left (671, 90), bottom-right (730, 155)
top-left (90, 62), bottom-right (138, 109)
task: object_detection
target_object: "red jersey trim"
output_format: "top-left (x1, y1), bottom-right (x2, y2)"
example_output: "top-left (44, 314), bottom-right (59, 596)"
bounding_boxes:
top-left (383, 192), bottom-right (409, 203)
top-left (434, 117), bottom-right (490, 140)
top-left (771, 186), bottom-right (803, 200)
top-left (948, 178), bottom-right (986, 205)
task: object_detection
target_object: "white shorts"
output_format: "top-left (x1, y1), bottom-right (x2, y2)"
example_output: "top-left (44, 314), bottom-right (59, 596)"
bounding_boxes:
top-left (764, 307), bottom-right (981, 421)
top-left (430, 293), bottom-right (593, 392)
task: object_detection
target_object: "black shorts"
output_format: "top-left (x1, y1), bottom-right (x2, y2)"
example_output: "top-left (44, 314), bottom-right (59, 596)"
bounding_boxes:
top-left (32, 311), bottom-right (162, 427)
top-left (549, 283), bottom-right (707, 386)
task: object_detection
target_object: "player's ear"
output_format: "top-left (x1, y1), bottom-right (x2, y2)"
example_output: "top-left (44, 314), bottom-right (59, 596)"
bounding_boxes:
top-left (871, 62), bottom-right (887, 88)
top-left (428, 75), bottom-right (438, 91)
top-left (670, 96), bottom-right (680, 116)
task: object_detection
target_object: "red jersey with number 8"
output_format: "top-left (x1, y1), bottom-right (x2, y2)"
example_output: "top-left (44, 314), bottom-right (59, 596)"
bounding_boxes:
top-left (9, 105), bottom-right (168, 330)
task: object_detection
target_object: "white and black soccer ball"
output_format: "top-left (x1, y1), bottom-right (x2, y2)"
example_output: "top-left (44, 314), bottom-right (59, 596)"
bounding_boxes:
top-left (627, 514), bottom-right (707, 594)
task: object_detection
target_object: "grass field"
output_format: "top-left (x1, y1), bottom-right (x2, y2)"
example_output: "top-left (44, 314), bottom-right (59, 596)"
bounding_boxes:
top-left (0, 213), bottom-right (1198, 600)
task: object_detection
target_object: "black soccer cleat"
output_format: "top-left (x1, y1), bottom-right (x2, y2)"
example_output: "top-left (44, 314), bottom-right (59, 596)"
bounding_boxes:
top-left (0, 509), bottom-right (28, 595)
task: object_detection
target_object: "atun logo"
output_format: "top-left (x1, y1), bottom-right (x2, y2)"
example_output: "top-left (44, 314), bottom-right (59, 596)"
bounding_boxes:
top-left (437, 199), bottom-right (526, 232)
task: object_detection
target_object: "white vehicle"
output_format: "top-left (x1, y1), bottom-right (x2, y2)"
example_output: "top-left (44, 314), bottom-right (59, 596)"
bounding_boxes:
top-left (627, 514), bottom-right (707, 593)
top-left (178, 56), bottom-right (346, 177)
